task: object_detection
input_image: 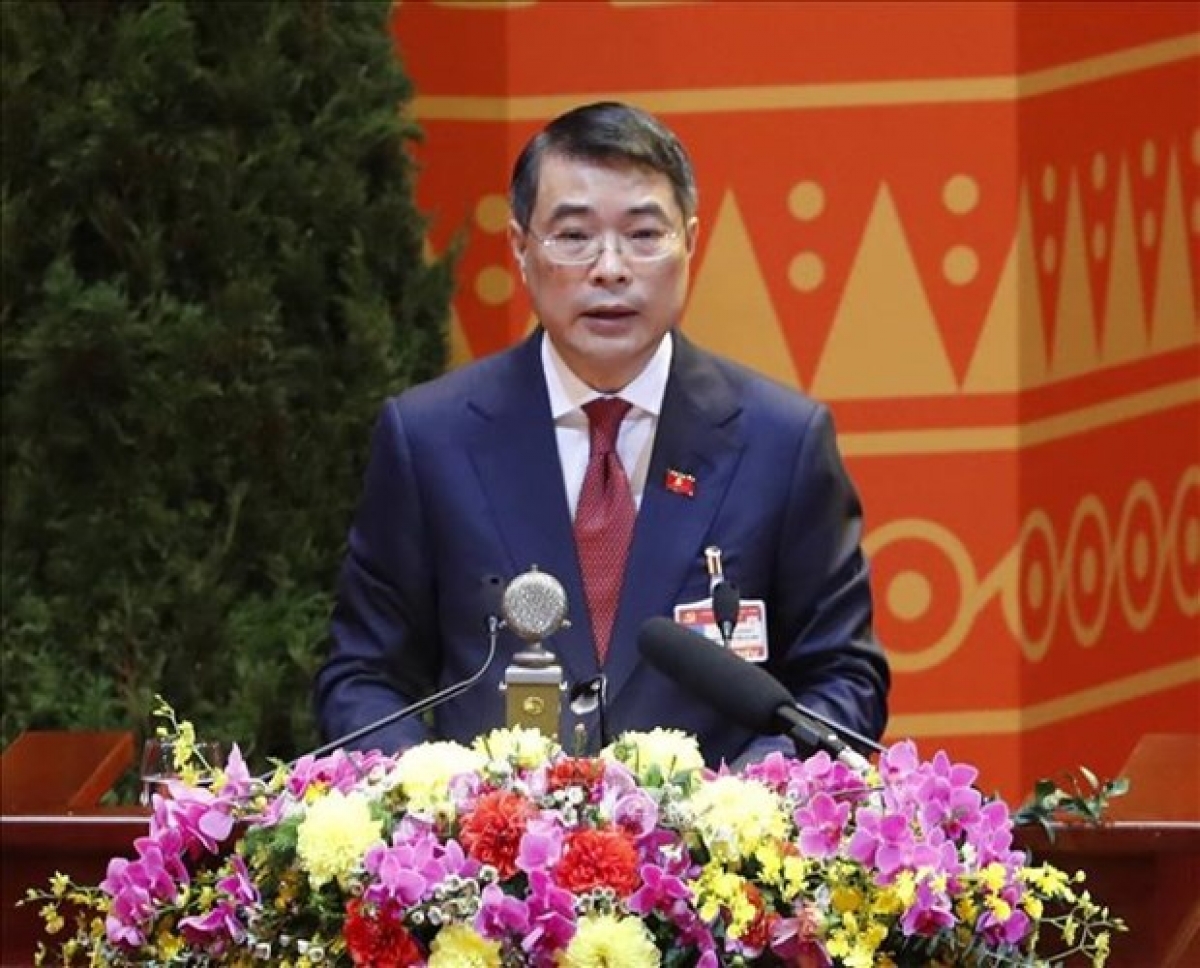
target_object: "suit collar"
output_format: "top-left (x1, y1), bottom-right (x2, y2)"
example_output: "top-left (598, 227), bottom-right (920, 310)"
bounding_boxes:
top-left (465, 331), bottom-right (745, 702)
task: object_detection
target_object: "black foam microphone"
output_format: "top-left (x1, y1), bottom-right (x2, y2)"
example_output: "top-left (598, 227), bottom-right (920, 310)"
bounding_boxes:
top-left (281, 575), bottom-right (507, 776)
top-left (637, 616), bottom-right (873, 773)
top-left (712, 580), bottom-right (740, 647)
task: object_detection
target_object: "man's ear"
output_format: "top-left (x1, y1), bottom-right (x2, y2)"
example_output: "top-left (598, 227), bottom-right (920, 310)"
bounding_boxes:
top-left (684, 216), bottom-right (700, 258)
top-left (508, 219), bottom-right (528, 281)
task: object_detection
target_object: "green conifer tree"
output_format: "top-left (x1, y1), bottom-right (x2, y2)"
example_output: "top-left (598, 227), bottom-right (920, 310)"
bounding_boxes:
top-left (1, 0), bottom-right (455, 762)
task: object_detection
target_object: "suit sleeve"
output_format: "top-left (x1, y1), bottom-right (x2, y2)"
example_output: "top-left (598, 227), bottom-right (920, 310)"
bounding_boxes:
top-left (736, 403), bottom-right (889, 766)
top-left (312, 399), bottom-right (440, 754)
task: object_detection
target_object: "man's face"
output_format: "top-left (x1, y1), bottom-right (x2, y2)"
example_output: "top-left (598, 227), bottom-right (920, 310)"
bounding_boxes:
top-left (510, 152), bottom-right (698, 392)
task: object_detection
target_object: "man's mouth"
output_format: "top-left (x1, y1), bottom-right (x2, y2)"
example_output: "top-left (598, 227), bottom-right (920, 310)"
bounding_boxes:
top-left (582, 305), bottom-right (637, 320)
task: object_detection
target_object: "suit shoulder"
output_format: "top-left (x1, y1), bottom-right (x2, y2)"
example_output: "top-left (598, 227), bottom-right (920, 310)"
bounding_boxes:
top-left (383, 341), bottom-right (528, 422)
top-left (702, 347), bottom-right (827, 428)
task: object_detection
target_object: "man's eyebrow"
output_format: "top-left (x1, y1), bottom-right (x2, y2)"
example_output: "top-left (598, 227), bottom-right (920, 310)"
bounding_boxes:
top-left (543, 201), bottom-right (672, 222)
top-left (546, 202), bottom-right (594, 221)
top-left (626, 201), bottom-right (671, 219)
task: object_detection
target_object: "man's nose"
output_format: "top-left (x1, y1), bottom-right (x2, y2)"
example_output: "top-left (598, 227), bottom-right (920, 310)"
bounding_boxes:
top-left (588, 235), bottom-right (631, 282)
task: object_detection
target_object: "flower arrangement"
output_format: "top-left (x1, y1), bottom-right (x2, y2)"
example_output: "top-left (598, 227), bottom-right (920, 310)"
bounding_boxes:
top-left (30, 712), bottom-right (1123, 967)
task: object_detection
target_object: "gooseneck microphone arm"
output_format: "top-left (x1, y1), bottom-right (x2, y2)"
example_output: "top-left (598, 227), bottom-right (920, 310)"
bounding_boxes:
top-left (271, 576), bottom-right (506, 779)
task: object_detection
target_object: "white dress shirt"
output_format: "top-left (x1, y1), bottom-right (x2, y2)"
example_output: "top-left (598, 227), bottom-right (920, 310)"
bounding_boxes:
top-left (541, 332), bottom-right (673, 517)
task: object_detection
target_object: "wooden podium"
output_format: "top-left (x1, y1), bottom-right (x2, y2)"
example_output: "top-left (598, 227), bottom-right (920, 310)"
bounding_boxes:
top-left (1015, 734), bottom-right (1200, 967)
top-left (1, 730), bottom-right (1196, 967)
top-left (0, 731), bottom-right (147, 968)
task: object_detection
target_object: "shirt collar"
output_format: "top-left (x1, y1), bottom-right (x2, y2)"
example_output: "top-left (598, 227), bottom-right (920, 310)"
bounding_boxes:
top-left (542, 330), bottom-right (673, 419)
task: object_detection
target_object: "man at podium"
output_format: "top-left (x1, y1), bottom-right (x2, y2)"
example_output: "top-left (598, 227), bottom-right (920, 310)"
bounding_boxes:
top-left (314, 101), bottom-right (889, 768)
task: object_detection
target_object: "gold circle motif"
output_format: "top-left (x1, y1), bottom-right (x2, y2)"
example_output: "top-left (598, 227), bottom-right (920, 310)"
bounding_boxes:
top-left (522, 696), bottom-right (545, 715)
top-left (888, 571), bottom-right (933, 621)
top-left (1063, 495), bottom-right (1112, 647)
top-left (475, 194), bottom-right (510, 234)
top-left (1132, 532), bottom-right (1150, 579)
top-left (1040, 236), bottom-right (1057, 274)
top-left (942, 174), bottom-right (979, 214)
top-left (788, 181), bottom-right (826, 221)
top-left (1026, 560), bottom-right (1046, 609)
top-left (943, 245), bottom-right (979, 285)
top-left (862, 519), bottom-right (978, 673)
top-left (1015, 510), bottom-right (1059, 662)
top-left (1041, 165), bottom-right (1057, 203)
top-left (788, 251), bottom-right (825, 292)
top-left (1141, 211), bottom-right (1158, 249)
top-left (475, 266), bottom-right (515, 305)
top-left (1141, 139), bottom-right (1158, 178)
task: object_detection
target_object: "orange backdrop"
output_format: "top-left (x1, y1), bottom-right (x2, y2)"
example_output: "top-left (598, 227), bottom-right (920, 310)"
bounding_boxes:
top-left (390, 0), bottom-right (1200, 802)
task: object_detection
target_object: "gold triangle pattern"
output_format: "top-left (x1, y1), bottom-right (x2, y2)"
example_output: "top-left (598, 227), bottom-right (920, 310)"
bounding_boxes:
top-left (685, 191), bottom-right (800, 389)
top-left (1149, 146), bottom-right (1199, 353)
top-left (1101, 160), bottom-right (1150, 365)
top-left (1050, 172), bottom-right (1101, 379)
top-left (813, 184), bottom-right (958, 399)
top-left (963, 187), bottom-right (1049, 391)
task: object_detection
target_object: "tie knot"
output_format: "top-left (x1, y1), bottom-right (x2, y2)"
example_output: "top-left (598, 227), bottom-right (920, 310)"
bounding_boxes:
top-left (583, 397), bottom-right (631, 452)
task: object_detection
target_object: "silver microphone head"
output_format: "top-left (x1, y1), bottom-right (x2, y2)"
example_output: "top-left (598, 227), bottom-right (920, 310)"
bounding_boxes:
top-left (501, 566), bottom-right (568, 643)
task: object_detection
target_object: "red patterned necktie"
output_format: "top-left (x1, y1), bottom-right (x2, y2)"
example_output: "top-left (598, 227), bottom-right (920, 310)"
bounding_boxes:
top-left (574, 397), bottom-right (636, 663)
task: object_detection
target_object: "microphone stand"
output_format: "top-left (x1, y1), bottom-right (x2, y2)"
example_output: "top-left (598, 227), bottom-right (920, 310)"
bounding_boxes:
top-left (501, 640), bottom-right (564, 739)
top-left (265, 618), bottom-right (501, 782)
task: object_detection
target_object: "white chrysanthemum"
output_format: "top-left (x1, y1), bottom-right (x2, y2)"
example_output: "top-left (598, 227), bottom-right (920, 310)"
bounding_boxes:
top-left (472, 726), bottom-right (560, 769)
top-left (294, 790), bottom-right (382, 888)
top-left (560, 914), bottom-right (661, 967)
top-left (686, 775), bottom-right (788, 862)
top-left (602, 728), bottom-right (704, 787)
top-left (394, 741), bottom-right (486, 813)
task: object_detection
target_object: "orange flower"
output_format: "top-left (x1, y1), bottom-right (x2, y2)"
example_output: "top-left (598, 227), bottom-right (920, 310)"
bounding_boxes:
top-left (458, 790), bottom-right (536, 879)
top-left (554, 827), bottom-right (640, 897)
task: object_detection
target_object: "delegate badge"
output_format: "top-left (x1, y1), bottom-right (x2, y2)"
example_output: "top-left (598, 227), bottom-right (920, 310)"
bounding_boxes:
top-left (673, 597), bottom-right (769, 663)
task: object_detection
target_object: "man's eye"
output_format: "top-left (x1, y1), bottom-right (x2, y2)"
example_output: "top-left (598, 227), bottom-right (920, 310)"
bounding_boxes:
top-left (628, 228), bottom-right (666, 241)
top-left (554, 230), bottom-right (593, 243)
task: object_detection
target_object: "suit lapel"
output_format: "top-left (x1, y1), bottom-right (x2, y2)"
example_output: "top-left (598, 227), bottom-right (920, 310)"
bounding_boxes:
top-left (466, 332), bottom-right (599, 687)
top-left (604, 334), bottom-right (745, 701)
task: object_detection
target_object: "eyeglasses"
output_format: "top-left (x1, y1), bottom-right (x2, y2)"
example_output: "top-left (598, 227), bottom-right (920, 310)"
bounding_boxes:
top-left (526, 227), bottom-right (683, 266)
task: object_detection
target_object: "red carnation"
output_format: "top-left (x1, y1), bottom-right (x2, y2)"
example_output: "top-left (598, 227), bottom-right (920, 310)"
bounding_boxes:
top-left (546, 757), bottom-right (607, 794)
top-left (553, 827), bottom-right (640, 897)
top-left (458, 789), bottom-right (536, 879)
top-left (344, 898), bottom-right (423, 968)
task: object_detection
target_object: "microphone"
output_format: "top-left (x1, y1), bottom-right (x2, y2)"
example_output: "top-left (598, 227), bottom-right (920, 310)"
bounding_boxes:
top-left (712, 580), bottom-right (740, 647)
top-left (637, 616), bottom-right (873, 773)
top-left (500, 566), bottom-right (569, 740)
top-left (281, 575), bottom-right (506, 776)
top-left (501, 567), bottom-right (569, 642)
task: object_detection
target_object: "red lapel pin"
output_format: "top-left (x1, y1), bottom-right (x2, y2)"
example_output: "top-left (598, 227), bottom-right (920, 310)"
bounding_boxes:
top-left (665, 468), bottom-right (696, 498)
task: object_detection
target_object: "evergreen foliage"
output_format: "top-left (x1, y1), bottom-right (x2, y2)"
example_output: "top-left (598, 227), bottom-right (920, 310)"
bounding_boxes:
top-left (1, 0), bottom-right (455, 763)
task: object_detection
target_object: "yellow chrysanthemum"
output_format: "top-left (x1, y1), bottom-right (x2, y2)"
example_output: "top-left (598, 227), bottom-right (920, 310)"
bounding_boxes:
top-left (473, 726), bottom-right (559, 769)
top-left (428, 923), bottom-right (502, 967)
top-left (686, 775), bottom-right (787, 862)
top-left (560, 914), bottom-right (661, 968)
top-left (294, 790), bottom-right (382, 888)
top-left (602, 729), bottom-right (704, 788)
top-left (393, 741), bottom-right (486, 813)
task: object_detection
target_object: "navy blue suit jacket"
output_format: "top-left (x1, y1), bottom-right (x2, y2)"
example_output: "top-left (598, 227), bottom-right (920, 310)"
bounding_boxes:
top-left (314, 330), bottom-right (888, 766)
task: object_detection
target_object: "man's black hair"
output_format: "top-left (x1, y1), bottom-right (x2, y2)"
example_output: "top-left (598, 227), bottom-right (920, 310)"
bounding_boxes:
top-left (509, 101), bottom-right (698, 229)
